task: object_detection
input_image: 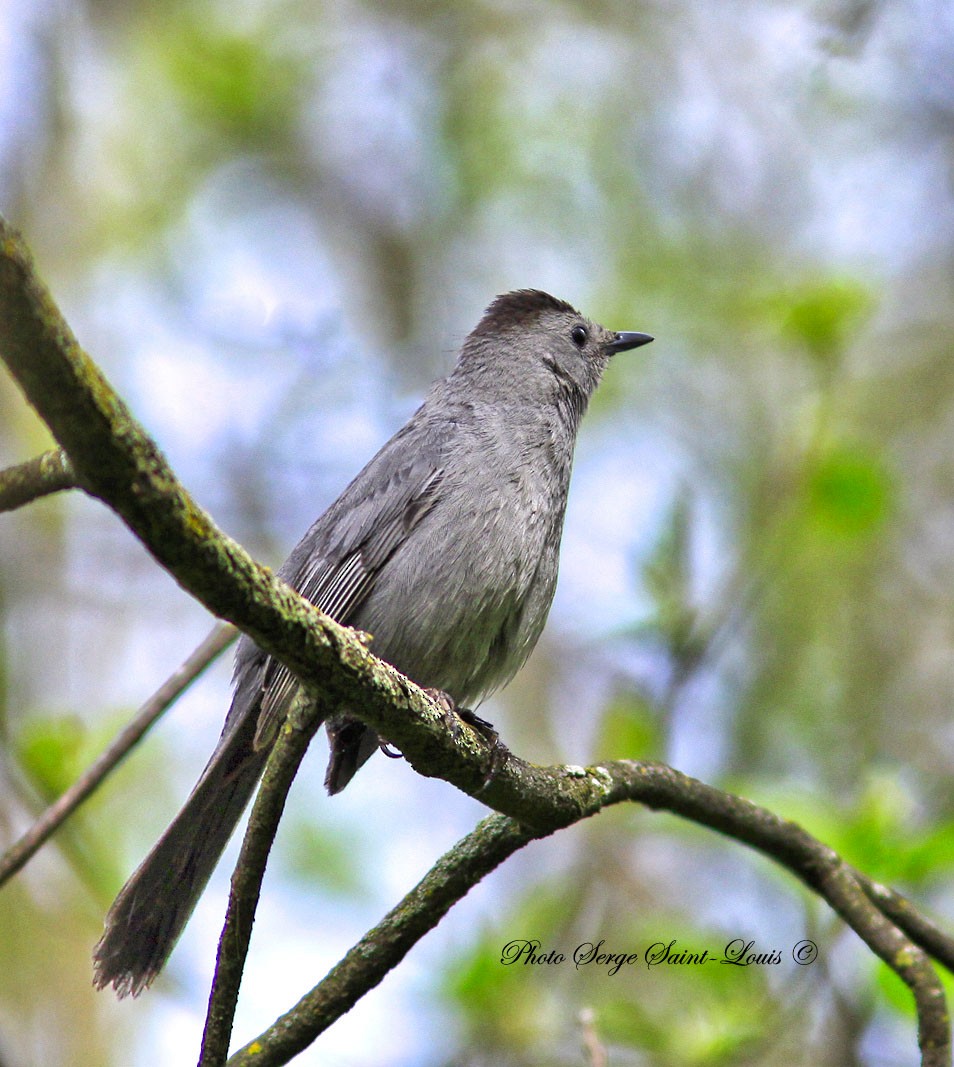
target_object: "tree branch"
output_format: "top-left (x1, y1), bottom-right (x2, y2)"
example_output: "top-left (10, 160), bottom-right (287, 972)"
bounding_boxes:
top-left (0, 622), bottom-right (237, 889)
top-left (0, 447), bottom-right (78, 511)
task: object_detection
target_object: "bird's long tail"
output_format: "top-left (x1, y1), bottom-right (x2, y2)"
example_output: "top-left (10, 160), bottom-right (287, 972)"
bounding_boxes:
top-left (92, 708), bottom-right (267, 998)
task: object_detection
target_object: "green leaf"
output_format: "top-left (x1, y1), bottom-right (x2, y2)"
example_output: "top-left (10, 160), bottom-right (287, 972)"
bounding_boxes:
top-left (16, 716), bottom-right (87, 800)
top-left (156, 17), bottom-right (299, 143)
top-left (805, 444), bottom-right (892, 539)
top-left (594, 690), bottom-right (662, 760)
top-left (777, 278), bottom-right (876, 366)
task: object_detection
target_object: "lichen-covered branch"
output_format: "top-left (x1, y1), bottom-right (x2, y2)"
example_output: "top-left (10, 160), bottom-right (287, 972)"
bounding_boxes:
top-left (0, 447), bottom-right (77, 511)
top-left (861, 878), bottom-right (954, 975)
top-left (0, 217), bottom-right (344, 684)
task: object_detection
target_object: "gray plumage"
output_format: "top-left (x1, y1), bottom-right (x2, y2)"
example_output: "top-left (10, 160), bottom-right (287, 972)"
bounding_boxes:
top-left (92, 289), bottom-right (652, 996)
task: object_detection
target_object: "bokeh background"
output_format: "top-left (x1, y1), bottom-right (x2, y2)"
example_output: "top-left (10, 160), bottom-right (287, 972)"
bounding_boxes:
top-left (2, 0), bottom-right (954, 1064)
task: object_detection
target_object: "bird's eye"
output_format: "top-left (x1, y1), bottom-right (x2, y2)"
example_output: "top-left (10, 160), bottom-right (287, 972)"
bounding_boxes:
top-left (571, 325), bottom-right (588, 348)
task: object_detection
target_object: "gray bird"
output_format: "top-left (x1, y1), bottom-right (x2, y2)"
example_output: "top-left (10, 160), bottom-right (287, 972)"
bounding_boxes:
top-left (92, 289), bottom-right (652, 996)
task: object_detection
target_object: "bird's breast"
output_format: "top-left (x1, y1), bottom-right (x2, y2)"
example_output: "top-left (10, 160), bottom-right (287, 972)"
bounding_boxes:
top-left (352, 433), bottom-right (571, 704)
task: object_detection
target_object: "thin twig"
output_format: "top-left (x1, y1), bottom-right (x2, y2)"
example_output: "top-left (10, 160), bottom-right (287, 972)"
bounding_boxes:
top-left (198, 694), bottom-right (330, 1067)
top-left (0, 623), bottom-right (236, 889)
top-left (0, 447), bottom-right (78, 511)
top-left (860, 877), bottom-right (954, 976)
top-left (579, 1008), bottom-right (608, 1067)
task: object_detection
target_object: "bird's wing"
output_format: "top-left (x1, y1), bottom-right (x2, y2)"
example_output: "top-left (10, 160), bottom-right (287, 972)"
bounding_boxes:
top-left (252, 442), bottom-right (446, 746)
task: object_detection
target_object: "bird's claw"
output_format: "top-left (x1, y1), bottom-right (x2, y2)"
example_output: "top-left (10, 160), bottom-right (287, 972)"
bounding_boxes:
top-left (424, 688), bottom-right (506, 790)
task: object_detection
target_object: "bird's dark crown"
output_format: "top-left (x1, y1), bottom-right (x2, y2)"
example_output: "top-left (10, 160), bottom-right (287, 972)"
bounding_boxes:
top-left (474, 289), bottom-right (580, 337)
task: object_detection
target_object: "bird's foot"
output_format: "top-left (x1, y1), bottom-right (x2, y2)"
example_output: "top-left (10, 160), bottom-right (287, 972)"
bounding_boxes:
top-left (423, 688), bottom-right (494, 739)
top-left (424, 688), bottom-right (506, 790)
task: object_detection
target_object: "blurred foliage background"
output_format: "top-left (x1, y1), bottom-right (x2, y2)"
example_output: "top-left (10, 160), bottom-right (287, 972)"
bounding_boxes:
top-left (1, 0), bottom-right (953, 1064)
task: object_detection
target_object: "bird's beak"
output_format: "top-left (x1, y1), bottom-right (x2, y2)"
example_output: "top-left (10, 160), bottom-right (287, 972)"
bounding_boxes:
top-left (607, 331), bottom-right (654, 353)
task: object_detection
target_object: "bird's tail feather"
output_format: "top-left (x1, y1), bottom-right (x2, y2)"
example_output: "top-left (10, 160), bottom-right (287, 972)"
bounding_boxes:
top-left (92, 721), bottom-right (267, 998)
